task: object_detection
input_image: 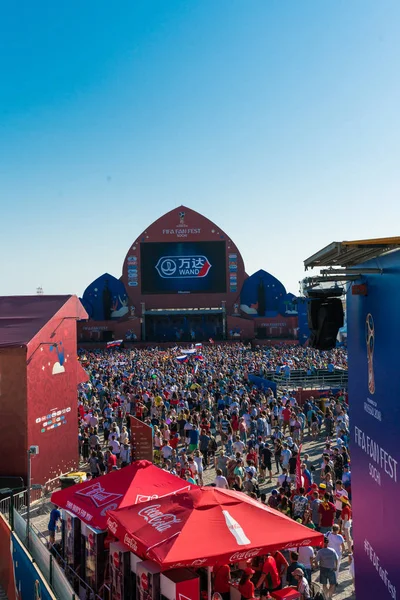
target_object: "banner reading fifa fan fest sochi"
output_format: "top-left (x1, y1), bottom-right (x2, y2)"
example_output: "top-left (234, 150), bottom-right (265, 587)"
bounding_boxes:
top-left (348, 250), bottom-right (400, 600)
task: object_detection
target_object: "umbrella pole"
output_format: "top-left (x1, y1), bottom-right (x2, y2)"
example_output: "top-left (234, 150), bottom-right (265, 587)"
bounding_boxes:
top-left (207, 566), bottom-right (212, 600)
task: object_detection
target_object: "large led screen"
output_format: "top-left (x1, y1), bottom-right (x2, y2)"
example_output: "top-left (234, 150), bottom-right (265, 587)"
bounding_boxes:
top-left (141, 241), bottom-right (227, 294)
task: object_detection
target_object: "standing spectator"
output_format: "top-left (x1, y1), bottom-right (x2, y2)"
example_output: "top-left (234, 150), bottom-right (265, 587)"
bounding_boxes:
top-left (314, 537), bottom-right (338, 599)
top-left (292, 568), bottom-right (311, 600)
top-left (286, 551), bottom-right (306, 587)
top-left (255, 553), bottom-right (281, 598)
top-left (318, 493), bottom-right (336, 534)
top-left (214, 468), bottom-right (229, 489)
top-left (326, 524), bottom-right (345, 578)
top-left (48, 505), bottom-right (62, 547)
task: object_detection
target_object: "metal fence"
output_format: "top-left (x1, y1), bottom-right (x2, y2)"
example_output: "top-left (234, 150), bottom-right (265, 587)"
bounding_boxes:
top-left (263, 369), bottom-right (348, 391)
top-left (0, 490), bottom-right (107, 600)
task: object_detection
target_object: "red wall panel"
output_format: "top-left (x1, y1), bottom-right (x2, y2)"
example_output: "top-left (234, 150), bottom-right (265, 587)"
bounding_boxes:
top-left (0, 347), bottom-right (27, 479)
top-left (26, 299), bottom-right (86, 488)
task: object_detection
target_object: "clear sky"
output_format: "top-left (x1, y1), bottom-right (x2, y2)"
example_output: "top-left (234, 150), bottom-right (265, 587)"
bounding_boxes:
top-left (1, 0), bottom-right (399, 298)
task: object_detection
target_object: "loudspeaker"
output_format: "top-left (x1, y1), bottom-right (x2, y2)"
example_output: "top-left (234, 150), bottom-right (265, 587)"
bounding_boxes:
top-left (308, 297), bottom-right (344, 350)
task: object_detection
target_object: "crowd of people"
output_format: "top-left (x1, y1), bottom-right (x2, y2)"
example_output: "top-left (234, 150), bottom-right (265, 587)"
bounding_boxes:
top-left (76, 343), bottom-right (352, 599)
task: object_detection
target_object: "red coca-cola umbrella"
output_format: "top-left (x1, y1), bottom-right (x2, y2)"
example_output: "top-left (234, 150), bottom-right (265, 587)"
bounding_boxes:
top-left (106, 486), bottom-right (323, 569)
top-left (51, 460), bottom-right (192, 530)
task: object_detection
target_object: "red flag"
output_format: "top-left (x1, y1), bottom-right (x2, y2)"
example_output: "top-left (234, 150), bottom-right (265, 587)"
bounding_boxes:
top-left (296, 444), bottom-right (303, 491)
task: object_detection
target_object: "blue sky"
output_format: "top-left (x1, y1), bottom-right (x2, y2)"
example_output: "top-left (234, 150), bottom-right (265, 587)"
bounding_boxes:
top-left (1, 0), bottom-right (399, 297)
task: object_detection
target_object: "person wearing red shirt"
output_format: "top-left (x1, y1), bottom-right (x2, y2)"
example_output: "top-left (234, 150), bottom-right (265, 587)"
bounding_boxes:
top-left (318, 493), bottom-right (336, 534)
top-left (282, 407), bottom-right (291, 434)
top-left (273, 550), bottom-right (288, 583)
top-left (169, 433), bottom-right (179, 450)
top-left (238, 568), bottom-right (255, 600)
top-left (306, 483), bottom-right (319, 500)
top-left (213, 564), bottom-right (231, 600)
top-left (246, 450), bottom-right (258, 467)
top-left (107, 450), bottom-right (117, 473)
top-left (231, 413), bottom-right (239, 432)
top-left (135, 403), bottom-right (144, 419)
top-left (256, 554), bottom-right (281, 597)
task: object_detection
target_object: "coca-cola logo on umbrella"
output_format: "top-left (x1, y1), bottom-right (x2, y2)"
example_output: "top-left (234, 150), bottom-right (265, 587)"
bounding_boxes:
top-left (222, 511), bottom-right (251, 546)
top-left (138, 504), bottom-right (182, 533)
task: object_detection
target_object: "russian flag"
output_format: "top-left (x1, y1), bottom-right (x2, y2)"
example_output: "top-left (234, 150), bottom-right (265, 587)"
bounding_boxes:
top-left (195, 343), bottom-right (202, 349)
top-left (176, 355), bottom-right (189, 363)
top-left (194, 355), bottom-right (204, 361)
top-left (209, 338), bottom-right (214, 344)
top-left (106, 340), bottom-right (123, 349)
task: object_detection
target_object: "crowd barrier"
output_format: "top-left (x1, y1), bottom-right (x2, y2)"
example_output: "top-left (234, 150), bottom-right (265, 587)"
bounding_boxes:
top-left (0, 490), bottom-right (107, 600)
top-left (263, 369), bottom-right (348, 391)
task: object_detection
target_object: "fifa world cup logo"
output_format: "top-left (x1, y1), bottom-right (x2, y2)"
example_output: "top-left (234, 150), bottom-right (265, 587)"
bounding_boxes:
top-left (365, 313), bottom-right (375, 394)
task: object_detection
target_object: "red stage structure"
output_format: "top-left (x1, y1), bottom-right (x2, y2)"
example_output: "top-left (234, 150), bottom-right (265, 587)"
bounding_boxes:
top-left (0, 295), bottom-right (88, 488)
top-left (78, 206), bottom-right (303, 344)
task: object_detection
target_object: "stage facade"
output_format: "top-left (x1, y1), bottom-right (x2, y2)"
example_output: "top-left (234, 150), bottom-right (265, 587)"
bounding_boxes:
top-left (78, 206), bottom-right (305, 343)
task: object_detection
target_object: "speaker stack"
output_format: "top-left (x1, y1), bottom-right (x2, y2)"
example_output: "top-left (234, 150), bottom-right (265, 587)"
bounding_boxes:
top-left (307, 288), bottom-right (344, 350)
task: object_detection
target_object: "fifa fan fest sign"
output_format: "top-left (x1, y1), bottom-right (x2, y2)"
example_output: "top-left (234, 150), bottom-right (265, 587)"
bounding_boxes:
top-left (348, 250), bottom-right (400, 600)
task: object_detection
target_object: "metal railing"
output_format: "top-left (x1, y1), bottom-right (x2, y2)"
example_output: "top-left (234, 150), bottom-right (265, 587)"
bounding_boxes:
top-left (0, 489), bottom-right (107, 600)
top-left (262, 369), bottom-right (348, 391)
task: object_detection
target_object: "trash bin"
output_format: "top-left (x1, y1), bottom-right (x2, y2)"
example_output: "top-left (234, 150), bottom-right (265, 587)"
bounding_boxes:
top-left (319, 397), bottom-right (327, 414)
top-left (59, 476), bottom-right (81, 490)
top-left (68, 471), bottom-right (86, 483)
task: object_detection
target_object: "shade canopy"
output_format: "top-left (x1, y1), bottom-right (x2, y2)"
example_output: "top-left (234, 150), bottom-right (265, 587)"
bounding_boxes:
top-left (107, 486), bottom-right (323, 569)
top-left (51, 460), bottom-right (192, 530)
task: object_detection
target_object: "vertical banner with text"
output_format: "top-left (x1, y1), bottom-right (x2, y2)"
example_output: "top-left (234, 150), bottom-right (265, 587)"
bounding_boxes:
top-left (348, 250), bottom-right (400, 600)
top-left (129, 416), bottom-right (154, 462)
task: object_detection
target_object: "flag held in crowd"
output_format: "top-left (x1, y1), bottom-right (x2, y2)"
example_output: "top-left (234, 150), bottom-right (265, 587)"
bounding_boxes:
top-left (176, 355), bottom-right (189, 363)
top-left (106, 339), bottom-right (123, 349)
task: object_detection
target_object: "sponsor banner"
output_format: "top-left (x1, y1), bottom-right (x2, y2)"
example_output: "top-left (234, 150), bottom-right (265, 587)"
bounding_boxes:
top-left (141, 241), bottom-right (226, 294)
top-left (156, 256), bottom-right (212, 279)
top-left (138, 504), bottom-right (182, 533)
top-left (11, 533), bottom-right (55, 600)
top-left (130, 416), bottom-right (153, 462)
top-left (348, 251), bottom-right (400, 600)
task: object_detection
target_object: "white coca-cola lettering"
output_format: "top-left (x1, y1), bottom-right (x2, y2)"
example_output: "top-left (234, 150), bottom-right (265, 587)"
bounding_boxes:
top-left (229, 548), bottom-right (262, 562)
top-left (123, 533), bottom-right (138, 552)
top-left (191, 559), bottom-right (207, 566)
top-left (107, 518), bottom-right (118, 535)
top-left (138, 504), bottom-right (181, 532)
top-left (135, 486), bottom-right (191, 505)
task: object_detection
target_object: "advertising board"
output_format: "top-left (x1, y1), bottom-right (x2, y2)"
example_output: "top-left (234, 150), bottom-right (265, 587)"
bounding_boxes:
top-left (140, 241), bottom-right (226, 294)
top-left (347, 250), bottom-right (400, 600)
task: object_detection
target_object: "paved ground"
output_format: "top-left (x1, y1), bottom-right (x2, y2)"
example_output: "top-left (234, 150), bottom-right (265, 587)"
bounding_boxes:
top-left (200, 432), bottom-right (355, 599)
top-left (29, 429), bottom-right (355, 599)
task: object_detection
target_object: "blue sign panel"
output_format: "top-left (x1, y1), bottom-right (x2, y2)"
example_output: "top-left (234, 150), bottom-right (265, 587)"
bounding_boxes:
top-left (11, 533), bottom-right (54, 600)
top-left (348, 250), bottom-right (400, 600)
